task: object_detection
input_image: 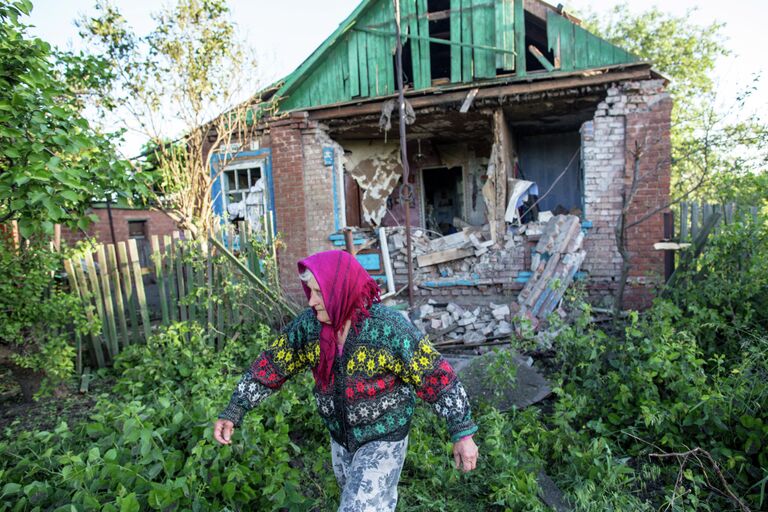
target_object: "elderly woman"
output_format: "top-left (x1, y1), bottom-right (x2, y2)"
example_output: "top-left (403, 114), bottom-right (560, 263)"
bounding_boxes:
top-left (214, 250), bottom-right (479, 511)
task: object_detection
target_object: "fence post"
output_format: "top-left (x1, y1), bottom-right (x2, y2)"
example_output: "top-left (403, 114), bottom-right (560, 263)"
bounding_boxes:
top-left (117, 242), bottom-right (140, 345)
top-left (151, 235), bottom-right (170, 326)
top-left (96, 245), bottom-right (119, 359)
top-left (107, 244), bottom-right (131, 350)
top-left (128, 239), bottom-right (152, 343)
top-left (663, 211), bottom-right (675, 282)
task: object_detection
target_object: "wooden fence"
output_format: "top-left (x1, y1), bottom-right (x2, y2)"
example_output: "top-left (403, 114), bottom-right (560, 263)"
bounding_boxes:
top-left (63, 217), bottom-right (298, 374)
top-left (676, 201), bottom-right (760, 242)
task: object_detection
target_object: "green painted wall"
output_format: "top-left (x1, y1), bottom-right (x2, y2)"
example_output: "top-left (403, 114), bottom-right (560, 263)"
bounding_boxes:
top-left (277, 0), bottom-right (638, 112)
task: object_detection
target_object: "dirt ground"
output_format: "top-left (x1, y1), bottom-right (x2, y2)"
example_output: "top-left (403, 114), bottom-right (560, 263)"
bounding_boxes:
top-left (0, 367), bottom-right (112, 435)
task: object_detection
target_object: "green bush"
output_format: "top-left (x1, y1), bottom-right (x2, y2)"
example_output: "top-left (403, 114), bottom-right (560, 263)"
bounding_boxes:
top-left (0, 236), bottom-right (93, 399)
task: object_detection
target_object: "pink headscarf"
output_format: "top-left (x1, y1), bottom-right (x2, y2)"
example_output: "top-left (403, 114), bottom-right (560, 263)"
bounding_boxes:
top-left (298, 250), bottom-right (381, 390)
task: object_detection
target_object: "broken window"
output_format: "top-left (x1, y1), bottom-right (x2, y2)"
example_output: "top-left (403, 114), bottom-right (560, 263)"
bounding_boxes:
top-left (427, 0), bottom-right (451, 82)
top-left (422, 166), bottom-right (464, 235)
top-left (516, 131), bottom-right (582, 215)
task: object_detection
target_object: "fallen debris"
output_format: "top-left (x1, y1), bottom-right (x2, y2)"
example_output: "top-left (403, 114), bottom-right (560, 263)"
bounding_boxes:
top-left (517, 214), bottom-right (586, 327)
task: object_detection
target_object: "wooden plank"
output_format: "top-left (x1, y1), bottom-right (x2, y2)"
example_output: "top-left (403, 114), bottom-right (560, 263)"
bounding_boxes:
top-left (450, 0), bottom-right (462, 83)
top-left (725, 202), bottom-right (735, 224)
top-left (495, 0), bottom-right (514, 70)
top-left (83, 251), bottom-right (111, 355)
top-left (96, 245), bottom-right (119, 359)
top-left (63, 259), bottom-right (84, 374)
top-left (654, 242), bottom-right (692, 251)
top-left (514, 0), bottom-right (525, 76)
top-left (416, 247), bottom-right (474, 267)
top-left (186, 240), bottom-right (197, 326)
top-left (151, 235), bottom-right (170, 325)
top-left (416, 0), bottom-right (431, 88)
top-left (173, 233), bottom-right (188, 323)
top-left (573, 24), bottom-right (587, 69)
top-left (348, 33), bottom-right (360, 97)
top-left (117, 242), bottom-right (140, 344)
top-left (164, 235), bottom-right (178, 323)
top-left (358, 20), bottom-right (370, 97)
top-left (461, 0), bottom-right (473, 82)
top-left (69, 257), bottom-right (106, 369)
top-left (128, 239), bottom-right (152, 343)
top-left (308, 65), bottom-right (653, 120)
top-left (472, 0), bottom-right (495, 78)
top-left (691, 202), bottom-right (700, 239)
top-left (215, 265), bottom-right (225, 351)
top-left (107, 244), bottom-right (130, 350)
top-left (680, 202), bottom-right (689, 241)
top-left (79, 367), bottom-right (91, 393)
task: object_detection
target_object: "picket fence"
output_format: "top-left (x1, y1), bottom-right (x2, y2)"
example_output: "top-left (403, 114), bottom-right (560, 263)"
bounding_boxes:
top-left (63, 216), bottom-right (298, 374)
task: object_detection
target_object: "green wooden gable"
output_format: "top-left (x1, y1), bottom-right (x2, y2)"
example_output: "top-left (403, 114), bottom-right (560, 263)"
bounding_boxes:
top-left (275, 0), bottom-right (638, 112)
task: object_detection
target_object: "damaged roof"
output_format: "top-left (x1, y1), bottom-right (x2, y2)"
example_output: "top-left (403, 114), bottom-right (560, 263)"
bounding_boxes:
top-left (273, 0), bottom-right (641, 113)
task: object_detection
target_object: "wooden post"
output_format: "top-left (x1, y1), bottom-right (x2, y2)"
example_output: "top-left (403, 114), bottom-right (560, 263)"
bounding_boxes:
top-left (344, 228), bottom-right (355, 254)
top-left (174, 233), bottom-right (188, 323)
top-left (680, 202), bottom-right (689, 242)
top-left (164, 235), bottom-right (178, 323)
top-left (107, 244), bottom-right (130, 350)
top-left (96, 245), bottom-right (119, 359)
top-left (128, 239), bottom-right (152, 342)
top-left (117, 242), bottom-right (140, 344)
top-left (83, 251), bottom-right (110, 354)
top-left (63, 259), bottom-right (84, 374)
top-left (663, 211), bottom-right (675, 282)
top-left (69, 257), bottom-right (106, 369)
top-left (151, 235), bottom-right (170, 325)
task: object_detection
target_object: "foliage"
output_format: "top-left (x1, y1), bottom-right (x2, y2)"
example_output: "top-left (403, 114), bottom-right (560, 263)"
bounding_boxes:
top-left (583, 3), bottom-right (768, 200)
top-left (668, 219), bottom-right (768, 355)
top-left (0, 0), bottom-right (151, 238)
top-left (0, 234), bottom-right (95, 399)
top-left (548, 220), bottom-right (768, 510)
top-left (77, 0), bottom-right (259, 235)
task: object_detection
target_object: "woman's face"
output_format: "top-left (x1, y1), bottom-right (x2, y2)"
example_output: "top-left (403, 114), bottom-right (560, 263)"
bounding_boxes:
top-left (306, 274), bottom-right (331, 324)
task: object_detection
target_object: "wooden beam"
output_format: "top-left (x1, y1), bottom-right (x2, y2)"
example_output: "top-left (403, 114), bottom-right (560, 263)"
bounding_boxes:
top-left (459, 88), bottom-right (480, 113)
top-left (416, 247), bottom-right (474, 267)
top-left (307, 65), bottom-right (652, 120)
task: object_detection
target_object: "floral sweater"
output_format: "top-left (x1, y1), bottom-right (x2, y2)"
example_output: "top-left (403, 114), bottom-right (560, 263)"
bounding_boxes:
top-left (219, 304), bottom-right (478, 452)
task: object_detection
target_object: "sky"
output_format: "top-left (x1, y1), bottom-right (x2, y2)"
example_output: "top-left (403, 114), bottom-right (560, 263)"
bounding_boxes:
top-left (24, 0), bottom-right (767, 156)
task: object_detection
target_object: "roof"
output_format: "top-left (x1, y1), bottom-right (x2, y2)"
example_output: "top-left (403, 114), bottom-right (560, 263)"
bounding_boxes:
top-left (271, 0), bottom-right (641, 113)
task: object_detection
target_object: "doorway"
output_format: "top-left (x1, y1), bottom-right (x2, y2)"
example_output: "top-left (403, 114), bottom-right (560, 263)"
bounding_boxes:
top-left (421, 166), bottom-right (464, 235)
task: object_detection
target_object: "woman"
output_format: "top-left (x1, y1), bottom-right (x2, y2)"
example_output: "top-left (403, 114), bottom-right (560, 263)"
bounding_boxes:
top-left (214, 250), bottom-right (479, 511)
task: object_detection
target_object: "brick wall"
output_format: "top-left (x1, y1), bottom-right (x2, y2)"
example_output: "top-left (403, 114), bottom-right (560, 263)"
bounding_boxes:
top-left (582, 79), bottom-right (672, 307)
top-left (271, 116), bottom-right (310, 300)
top-left (302, 125), bottom-right (341, 256)
top-left (60, 207), bottom-right (179, 246)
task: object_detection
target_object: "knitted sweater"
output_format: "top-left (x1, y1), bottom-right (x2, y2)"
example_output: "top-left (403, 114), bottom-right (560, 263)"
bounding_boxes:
top-left (219, 303), bottom-right (478, 452)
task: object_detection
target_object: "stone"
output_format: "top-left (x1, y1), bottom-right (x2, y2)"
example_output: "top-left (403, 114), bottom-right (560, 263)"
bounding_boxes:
top-left (419, 304), bottom-right (434, 318)
top-left (440, 313), bottom-right (453, 329)
top-left (430, 318), bottom-right (442, 330)
top-left (464, 330), bottom-right (486, 345)
top-left (495, 320), bottom-right (513, 335)
top-left (492, 304), bottom-right (510, 320)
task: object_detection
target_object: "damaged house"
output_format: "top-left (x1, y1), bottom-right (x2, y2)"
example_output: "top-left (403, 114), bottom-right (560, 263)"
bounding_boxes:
top-left (211, 0), bottom-right (671, 319)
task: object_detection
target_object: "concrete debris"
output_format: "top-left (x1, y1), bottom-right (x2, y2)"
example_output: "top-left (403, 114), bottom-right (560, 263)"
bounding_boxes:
top-left (412, 299), bottom-right (517, 343)
top-left (491, 304), bottom-right (510, 320)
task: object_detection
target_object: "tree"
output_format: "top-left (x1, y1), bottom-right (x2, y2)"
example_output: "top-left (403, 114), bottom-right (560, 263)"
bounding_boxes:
top-left (582, 4), bottom-right (768, 310)
top-left (77, 0), bottom-right (260, 235)
top-left (0, 0), bottom-right (152, 399)
top-left (584, 4), bottom-right (767, 195)
top-left (0, 1), bottom-right (150, 237)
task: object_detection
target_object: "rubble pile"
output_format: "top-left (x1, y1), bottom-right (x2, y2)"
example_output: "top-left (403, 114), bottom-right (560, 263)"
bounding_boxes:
top-left (411, 300), bottom-right (515, 344)
top-left (385, 226), bottom-right (527, 296)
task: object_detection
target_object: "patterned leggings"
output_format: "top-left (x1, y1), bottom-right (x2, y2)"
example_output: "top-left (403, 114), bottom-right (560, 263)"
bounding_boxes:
top-left (331, 437), bottom-right (409, 512)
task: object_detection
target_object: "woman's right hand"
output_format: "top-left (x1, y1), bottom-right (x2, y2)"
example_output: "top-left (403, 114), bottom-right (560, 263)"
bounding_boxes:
top-left (214, 419), bottom-right (235, 445)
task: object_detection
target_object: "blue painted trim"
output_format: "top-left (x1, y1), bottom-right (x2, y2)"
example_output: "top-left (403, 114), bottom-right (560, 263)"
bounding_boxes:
top-left (325, 147), bottom-right (341, 231)
top-left (209, 149), bottom-right (275, 235)
top-left (581, 220), bottom-right (593, 230)
top-left (421, 279), bottom-right (480, 288)
top-left (332, 239), bottom-right (367, 247)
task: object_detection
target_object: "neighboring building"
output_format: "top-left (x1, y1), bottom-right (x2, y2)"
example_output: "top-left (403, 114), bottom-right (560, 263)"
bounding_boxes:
top-left (213, 0), bottom-right (672, 308)
top-left (60, 203), bottom-right (179, 266)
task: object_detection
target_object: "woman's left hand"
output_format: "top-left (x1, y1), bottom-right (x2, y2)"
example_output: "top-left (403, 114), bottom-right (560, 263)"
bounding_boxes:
top-left (453, 436), bottom-right (479, 473)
